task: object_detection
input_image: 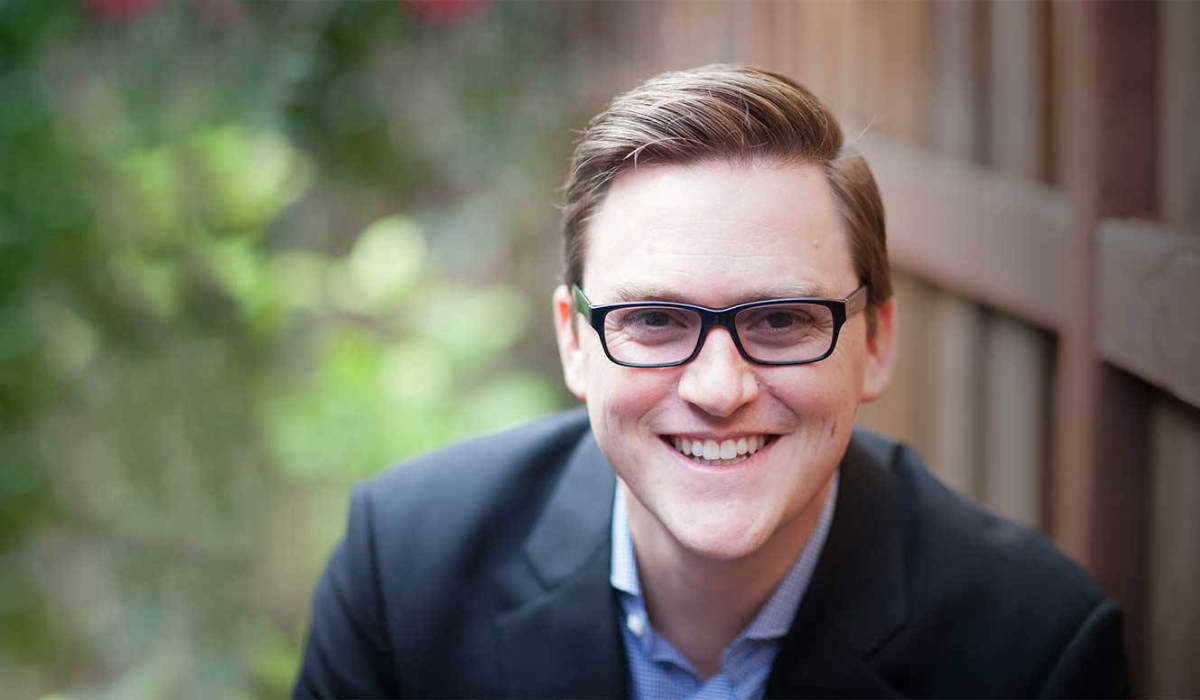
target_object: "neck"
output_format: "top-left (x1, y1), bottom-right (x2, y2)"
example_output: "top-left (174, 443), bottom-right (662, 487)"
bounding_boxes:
top-left (623, 477), bottom-right (833, 679)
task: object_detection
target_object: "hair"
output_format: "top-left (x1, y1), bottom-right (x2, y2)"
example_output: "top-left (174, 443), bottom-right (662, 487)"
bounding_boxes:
top-left (561, 64), bottom-right (891, 332)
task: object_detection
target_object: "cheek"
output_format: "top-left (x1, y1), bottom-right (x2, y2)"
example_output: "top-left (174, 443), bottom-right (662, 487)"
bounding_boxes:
top-left (585, 360), bottom-right (678, 432)
top-left (762, 361), bottom-right (860, 422)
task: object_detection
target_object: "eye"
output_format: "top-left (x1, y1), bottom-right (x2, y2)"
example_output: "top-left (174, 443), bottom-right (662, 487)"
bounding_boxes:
top-left (761, 310), bottom-right (814, 329)
top-left (606, 307), bottom-right (699, 343)
top-left (627, 309), bottom-right (677, 328)
top-left (752, 309), bottom-right (817, 332)
top-left (737, 304), bottom-right (832, 347)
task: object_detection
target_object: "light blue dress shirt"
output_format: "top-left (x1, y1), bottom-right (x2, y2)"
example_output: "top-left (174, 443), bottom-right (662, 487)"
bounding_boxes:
top-left (610, 472), bottom-right (838, 700)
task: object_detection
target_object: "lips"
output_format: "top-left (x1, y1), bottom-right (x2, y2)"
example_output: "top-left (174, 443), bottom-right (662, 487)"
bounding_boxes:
top-left (665, 434), bottom-right (772, 466)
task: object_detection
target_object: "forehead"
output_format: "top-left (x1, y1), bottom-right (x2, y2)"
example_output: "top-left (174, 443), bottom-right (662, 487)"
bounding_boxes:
top-left (583, 159), bottom-right (855, 305)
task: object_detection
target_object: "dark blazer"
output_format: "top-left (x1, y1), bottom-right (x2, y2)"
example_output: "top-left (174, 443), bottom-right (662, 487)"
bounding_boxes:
top-left (293, 408), bottom-right (1129, 698)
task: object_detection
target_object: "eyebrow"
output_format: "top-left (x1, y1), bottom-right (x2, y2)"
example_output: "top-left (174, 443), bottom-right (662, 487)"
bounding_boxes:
top-left (606, 281), bottom-right (835, 305)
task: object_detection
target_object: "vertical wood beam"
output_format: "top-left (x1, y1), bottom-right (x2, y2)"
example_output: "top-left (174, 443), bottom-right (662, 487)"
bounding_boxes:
top-left (927, 0), bottom-right (987, 501)
top-left (981, 0), bottom-right (1053, 530)
top-left (1147, 4), bottom-right (1200, 693)
top-left (929, 294), bottom-right (985, 498)
top-left (797, 0), bottom-right (846, 108)
top-left (930, 0), bottom-right (987, 161)
top-left (881, 0), bottom-right (931, 145)
top-left (853, 4), bottom-right (936, 465)
top-left (1148, 399), bottom-right (1200, 696)
top-left (1160, 0), bottom-right (1200, 228)
top-left (1053, 0), bottom-right (1158, 687)
top-left (989, 0), bottom-right (1052, 181)
top-left (982, 318), bottom-right (1051, 529)
top-left (843, 1), bottom-right (885, 126)
top-left (858, 273), bottom-right (938, 457)
top-left (732, 1), bottom-right (782, 71)
top-left (771, 1), bottom-right (801, 80)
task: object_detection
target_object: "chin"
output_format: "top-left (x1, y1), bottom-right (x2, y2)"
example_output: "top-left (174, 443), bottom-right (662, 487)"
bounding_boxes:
top-left (666, 513), bottom-right (779, 562)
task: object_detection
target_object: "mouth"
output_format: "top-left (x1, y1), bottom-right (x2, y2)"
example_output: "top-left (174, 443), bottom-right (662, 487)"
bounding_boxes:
top-left (661, 434), bottom-right (777, 467)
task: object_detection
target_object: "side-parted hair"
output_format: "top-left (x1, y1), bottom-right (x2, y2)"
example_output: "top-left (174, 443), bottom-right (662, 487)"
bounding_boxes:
top-left (561, 64), bottom-right (891, 332)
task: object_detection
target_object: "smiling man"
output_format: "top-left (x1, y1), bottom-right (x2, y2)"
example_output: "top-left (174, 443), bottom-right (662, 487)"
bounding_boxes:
top-left (294, 66), bottom-right (1129, 699)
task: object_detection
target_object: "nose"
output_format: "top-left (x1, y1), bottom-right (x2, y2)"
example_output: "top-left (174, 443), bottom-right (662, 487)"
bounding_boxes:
top-left (677, 327), bottom-right (760, 418)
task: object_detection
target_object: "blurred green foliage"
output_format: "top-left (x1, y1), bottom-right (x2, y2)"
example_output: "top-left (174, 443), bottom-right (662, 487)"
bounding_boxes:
top-left (0, 1), bottom-right (593, 697)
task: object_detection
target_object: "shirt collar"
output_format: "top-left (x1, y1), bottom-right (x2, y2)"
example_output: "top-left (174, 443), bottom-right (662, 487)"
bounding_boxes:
top-left (609, 471), bottom-right (840, 642)
top-left (610, 483), bottom-right (640, 597)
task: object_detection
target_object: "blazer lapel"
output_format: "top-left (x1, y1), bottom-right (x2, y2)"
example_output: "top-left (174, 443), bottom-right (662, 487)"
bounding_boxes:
top-left (765, 432), bottom-right (909, 698)
top-left (494, 433), bottom-right (628, 699)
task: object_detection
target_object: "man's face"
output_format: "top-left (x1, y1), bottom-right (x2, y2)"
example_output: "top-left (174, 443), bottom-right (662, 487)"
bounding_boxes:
top-left (554, 159), bottom-right (895, 562)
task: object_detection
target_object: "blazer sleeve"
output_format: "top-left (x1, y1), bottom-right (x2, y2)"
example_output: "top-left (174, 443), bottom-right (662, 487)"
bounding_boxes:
top-left (293, 481), bottom-right (397, 699)
top-left (1036, 599), bottom-right (1130, 699)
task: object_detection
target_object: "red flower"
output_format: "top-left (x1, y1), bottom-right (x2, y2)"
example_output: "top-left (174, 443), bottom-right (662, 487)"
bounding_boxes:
top-left (83, 0), bottom-right (159, 23)
top-left (402, 0), bottom-right (485, 24)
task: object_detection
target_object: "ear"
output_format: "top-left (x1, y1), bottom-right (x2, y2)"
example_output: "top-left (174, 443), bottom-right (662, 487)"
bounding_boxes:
top-left (552, 285), bottom-right (588, 402)
top-left (860, 296), bottom-right (897, 403)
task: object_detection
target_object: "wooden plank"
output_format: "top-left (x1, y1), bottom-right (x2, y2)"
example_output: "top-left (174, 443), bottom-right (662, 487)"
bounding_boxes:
top-left (731, 1), bottom-right (779, 70)
top-left (796, 0), bottom-right (846, 111)
top-left (770, 0), bottom-right (800, 80)
top-left (1052, 1), bottom-right (1159, 688)
top-left (929, 294), bottom-right (985, 499)
top-left (1050, 0), bottom-right (1158, 562)
top-left (981, 317), bottom-right (1050, 528)
top-left (978, 0), bottom-right (1052, 531)
top-left (1148, 397), bottom-right (1200, 697)
top-left (853, 2), bottom-right (938, 468)
top-left (988, 0), bottom-right (1050, 181)
top-left (930, 0), bottom-right (986, 161)
top-left (1147, 14), bottom-right (1200, 693)
top-left (860, 134), bottom-right (1074, 330)
top-left (659, 2), bottom-right (722, 71)
top-left (924, 0), bottom-right (987, 503)
top-left (1160, 0), bottom-right (1200, 228)
top-left (1096, 219), bottom-right (1200, 409)
top-left (881, 0), bottom-right (930, 144)
top-left (1047, 0), bottom-right (1094, 571)
top-left (843, 1), bottom-right (885, 127)
top-left (588, 5), bottom-right (656, 102)
top-left (1088, 362), bottom-right (1153, 687)
top-left (856, 272), bottom-right (938, 462)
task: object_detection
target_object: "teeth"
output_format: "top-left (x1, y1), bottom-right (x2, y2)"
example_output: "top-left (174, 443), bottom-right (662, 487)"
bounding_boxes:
top-left (668, 434), bottom-right (770, 464)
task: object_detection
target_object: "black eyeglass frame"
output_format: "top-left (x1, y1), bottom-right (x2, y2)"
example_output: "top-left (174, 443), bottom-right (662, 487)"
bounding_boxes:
top-left (572, 284), bottom-right (870, 368)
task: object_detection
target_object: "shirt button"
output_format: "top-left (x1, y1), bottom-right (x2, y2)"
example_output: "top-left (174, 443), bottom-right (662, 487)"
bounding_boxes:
top-left (626, 613), bottom-right (645, 638)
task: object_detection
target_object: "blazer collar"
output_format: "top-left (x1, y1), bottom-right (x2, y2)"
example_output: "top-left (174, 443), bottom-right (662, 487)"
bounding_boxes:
top-left (765, 431), bottom-right (910, 698)
top-left (494, 431), bottom-right (628, 699)
top-left (495, 425), bottom-right (909, 699)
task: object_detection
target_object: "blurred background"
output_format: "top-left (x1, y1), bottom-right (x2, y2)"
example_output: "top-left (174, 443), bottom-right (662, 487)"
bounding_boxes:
top-left (1, 1), bottom-right (1196, 698)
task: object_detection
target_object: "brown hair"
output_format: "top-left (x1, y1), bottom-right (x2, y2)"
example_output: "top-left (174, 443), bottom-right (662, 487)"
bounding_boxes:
top-left (561, 64), bottom-right (891, 331)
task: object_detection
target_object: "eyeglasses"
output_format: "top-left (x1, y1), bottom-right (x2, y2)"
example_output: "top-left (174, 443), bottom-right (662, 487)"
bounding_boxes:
top-left (573, 284), bottom-right (869, 368)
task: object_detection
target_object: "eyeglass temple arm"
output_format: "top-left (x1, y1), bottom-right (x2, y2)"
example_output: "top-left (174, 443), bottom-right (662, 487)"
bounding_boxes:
top-left (572, 285), bottom-right (593, 322)
top-left (846, 285), bottom-right (869, 316)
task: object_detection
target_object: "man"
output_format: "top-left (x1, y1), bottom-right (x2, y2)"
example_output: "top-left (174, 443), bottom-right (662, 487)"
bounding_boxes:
top-left (293, 65), bottom-right (1128, 698)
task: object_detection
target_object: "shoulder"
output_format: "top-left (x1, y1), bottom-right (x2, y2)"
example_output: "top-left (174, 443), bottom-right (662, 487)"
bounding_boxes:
top-left (354, 406), bottom-right (594, 558)
top-left (854, 429), bottom-right (1105, 611)
top-left (848, 429), bottom-right (1128, 696)
top-left (293, 408), bottom-right (598, 698)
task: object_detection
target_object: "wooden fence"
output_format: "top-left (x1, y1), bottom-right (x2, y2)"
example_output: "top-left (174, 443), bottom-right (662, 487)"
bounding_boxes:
top-left (577, 1), bottom-right (1199, 694)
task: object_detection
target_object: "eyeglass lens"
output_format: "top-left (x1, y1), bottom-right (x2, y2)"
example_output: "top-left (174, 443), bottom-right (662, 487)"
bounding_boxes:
top-left (602, 303), bottom-right (836, 365)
